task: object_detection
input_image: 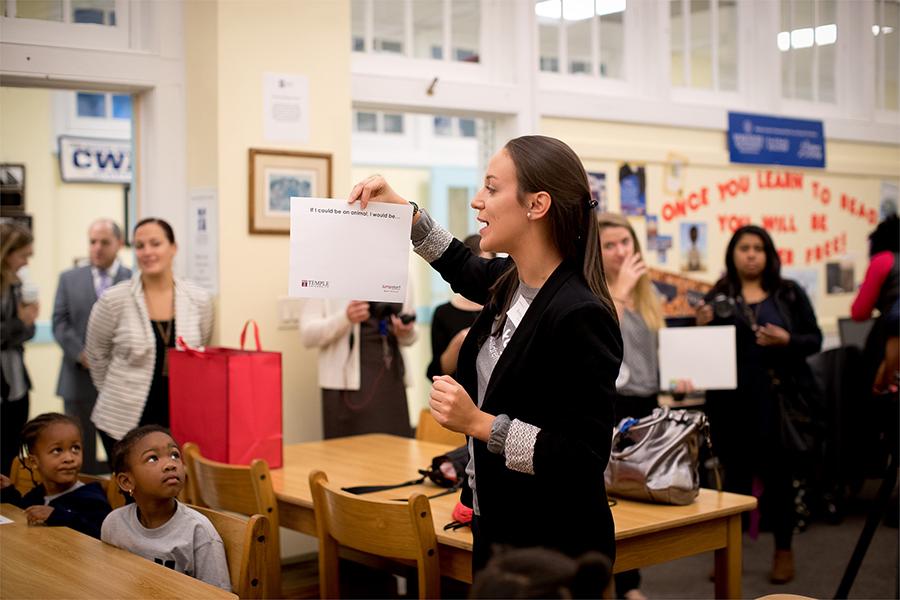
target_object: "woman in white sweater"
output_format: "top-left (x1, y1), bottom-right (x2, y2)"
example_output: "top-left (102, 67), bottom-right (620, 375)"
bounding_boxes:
top-left (86, 218), bottom-right (213, 460)
top-left (300, 292), bottom-right (416, 439)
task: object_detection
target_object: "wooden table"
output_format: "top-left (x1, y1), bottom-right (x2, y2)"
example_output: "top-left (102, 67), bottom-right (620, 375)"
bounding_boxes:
top-left (0, 504), bottom-right (236, 599)
top-left (272, 434), bottom-right (757, 599)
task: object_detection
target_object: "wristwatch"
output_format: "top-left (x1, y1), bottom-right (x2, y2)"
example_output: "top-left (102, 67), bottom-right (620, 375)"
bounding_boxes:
top-left (409, 201), bottom-right (419, 217)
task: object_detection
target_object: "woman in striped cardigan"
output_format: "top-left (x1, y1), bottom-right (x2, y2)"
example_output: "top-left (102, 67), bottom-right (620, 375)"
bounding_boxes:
top-left (86, 218), bottom-right (213, 460)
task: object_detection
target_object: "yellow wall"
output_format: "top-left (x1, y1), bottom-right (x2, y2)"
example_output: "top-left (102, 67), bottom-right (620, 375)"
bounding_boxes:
top-left (184, 0), bottom-right (352, 559)
top-left (0, 87), bottom-right (133, 418)
top-left (543, 117), bottom-right (900, 330)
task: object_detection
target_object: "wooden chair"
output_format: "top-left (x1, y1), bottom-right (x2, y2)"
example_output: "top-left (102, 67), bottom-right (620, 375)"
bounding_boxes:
top-left (8, 457), bottom-right (125, 509)
top-left (189, 505), bottom-right (270, 599)
top-left (309, 469), bottom-right (441, 599)
top-left (415, 409), bottom-right (466, 447)
top-left (182, 442), bottom-right (281, 598)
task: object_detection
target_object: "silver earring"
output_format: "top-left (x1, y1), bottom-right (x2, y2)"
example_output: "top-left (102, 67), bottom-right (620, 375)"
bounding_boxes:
top-left (527, 212), bottom-right (532, 219)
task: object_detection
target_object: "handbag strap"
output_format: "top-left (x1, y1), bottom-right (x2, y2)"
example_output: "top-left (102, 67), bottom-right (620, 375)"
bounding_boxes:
top-left (341, 476), bottom-right (426, 495)
top-left (240, 320), bottom-right (262, 351)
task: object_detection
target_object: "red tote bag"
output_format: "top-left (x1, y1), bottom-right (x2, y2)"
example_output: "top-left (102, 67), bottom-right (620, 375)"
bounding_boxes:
top-left (168, 320), bottom-right (283, 468)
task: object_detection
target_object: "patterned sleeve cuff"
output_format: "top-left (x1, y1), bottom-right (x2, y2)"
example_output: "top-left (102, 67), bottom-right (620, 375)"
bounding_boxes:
top-left (411, 210), bottom-right (453, 263)
top-left (487, 414), bottom-right (511, 455)
top-left (504, 419), bottom-right (540, 475)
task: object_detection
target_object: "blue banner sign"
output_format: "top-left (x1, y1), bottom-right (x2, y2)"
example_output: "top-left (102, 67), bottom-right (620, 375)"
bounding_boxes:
top-left (728, 112), bottom-right (825, 168)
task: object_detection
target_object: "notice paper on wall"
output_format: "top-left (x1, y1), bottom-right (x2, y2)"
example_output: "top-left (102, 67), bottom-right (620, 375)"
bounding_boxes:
top-left (658, 325), bottom-right (737, 390)
top-left (289, 197), bottom-right (413, 302)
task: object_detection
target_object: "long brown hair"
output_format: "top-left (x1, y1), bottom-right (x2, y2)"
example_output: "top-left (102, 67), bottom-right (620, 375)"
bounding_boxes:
top-left (596, 213), bottom-right (664, 331)
top-left (488, 136), bottom-right (615, 331)
top-left (0, 220), bottom-right (33, 294)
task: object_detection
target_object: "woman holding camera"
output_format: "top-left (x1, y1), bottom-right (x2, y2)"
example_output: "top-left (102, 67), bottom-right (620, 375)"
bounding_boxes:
top-left (300, 296), bottom-right (417, 438)
top-left (697, 225), bottom-right (821, 584)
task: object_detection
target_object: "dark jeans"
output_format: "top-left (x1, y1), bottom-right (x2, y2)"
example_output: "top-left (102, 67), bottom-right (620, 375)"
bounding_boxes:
top-left (98, 428), bottom-right (118, 471)
top-left (1, 395), bottom-right (29, 476)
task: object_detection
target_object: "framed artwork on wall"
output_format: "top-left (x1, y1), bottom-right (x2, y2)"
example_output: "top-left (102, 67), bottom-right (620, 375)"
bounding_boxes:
top-left (249, 148), bottom-right (332, 234)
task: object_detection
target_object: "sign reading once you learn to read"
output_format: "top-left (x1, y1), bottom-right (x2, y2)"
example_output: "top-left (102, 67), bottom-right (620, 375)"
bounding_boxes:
top-left (728, 112), bottom-right (825, 169)
top-left (58, 136), bottom-right (132, 183)
top-left (289, 197), bottom-right (413, 302)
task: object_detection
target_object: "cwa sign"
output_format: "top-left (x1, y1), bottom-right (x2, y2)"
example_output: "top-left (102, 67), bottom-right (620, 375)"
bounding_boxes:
top-left (58, 136), bottom-right (132, 184)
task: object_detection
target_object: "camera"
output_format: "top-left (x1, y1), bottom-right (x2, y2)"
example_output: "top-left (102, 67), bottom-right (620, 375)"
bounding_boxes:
top-left (369, 302), bottom-right (403, 321)
top-left (708, 293), bottom-right (736, 320)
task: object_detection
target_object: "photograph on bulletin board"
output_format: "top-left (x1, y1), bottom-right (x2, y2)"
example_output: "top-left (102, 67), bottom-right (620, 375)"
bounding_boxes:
top-left (618, 163), bottom-right (646, 216)
top-left (825, 260), bottom-right (855, 295)
top-left (679, 222), bottom-right (707, 272)
top-left (648, 268), bottom-right (712, 319)
top-left (588, 172), bottom-right (608, 214)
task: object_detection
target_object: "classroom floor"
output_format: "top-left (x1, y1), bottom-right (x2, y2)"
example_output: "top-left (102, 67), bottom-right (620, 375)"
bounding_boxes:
top-left (281, 479), bottom-right (899, 599)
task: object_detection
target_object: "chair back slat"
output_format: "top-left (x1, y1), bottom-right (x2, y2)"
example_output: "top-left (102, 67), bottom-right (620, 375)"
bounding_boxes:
top-left (183, 443), bottom-right (281, 598)
top-left (416, 409), bottom-right (466, 447)
top-left (309, 469), bottom-right (441, 599)
top-left (190, 505), bottom-right (270, 599)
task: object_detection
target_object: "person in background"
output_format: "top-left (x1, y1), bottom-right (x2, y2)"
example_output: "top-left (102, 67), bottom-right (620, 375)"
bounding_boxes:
top-left (696, 225), bottom-right (822, 584)
top-left (597, 212), bottom-right (669, 600)
top-left (350, 135), bottom-right (622, 574)
top-left (851, 214), bottom-right (899, 392)
top-left (300, 291), bottom-right (417, 439)
top-left (86, 218), bottom-right (213, 462)
top-left (0, 413), bottom-right (111, 539)
top-left (427, 233), bottom-right (494, 380)
top-left (53, 219), bottom-right (132, 474)
top-left (0, 220), bottom-right (36, 476)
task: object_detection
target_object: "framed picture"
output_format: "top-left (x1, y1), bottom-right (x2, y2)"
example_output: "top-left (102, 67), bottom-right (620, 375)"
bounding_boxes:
top-left (249, 148), bottom-right (332, 234)
top-left (0, 163), bottom-right (26, 214)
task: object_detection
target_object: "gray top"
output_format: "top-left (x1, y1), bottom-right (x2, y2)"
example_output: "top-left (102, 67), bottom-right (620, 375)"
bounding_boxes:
top-left (411, 210), bottom-right (542, 515)
top-left (101, 502), bottom-right (231, 591)
top-left (615, 308), bottom-right (659, 396)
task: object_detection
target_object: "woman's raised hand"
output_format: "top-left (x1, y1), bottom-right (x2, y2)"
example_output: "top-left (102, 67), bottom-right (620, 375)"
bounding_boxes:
top-left (349, 175), bottom-right (407, 210)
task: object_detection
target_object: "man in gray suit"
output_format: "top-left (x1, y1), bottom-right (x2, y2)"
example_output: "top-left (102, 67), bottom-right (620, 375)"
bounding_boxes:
top-left (52, 219), bottom-right (131, 474)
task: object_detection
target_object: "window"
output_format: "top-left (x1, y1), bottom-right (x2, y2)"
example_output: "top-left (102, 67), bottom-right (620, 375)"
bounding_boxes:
top-left (355, 111), bottom-right (378, 132)
top-left (670, 0), bottom-right (738, 91)
top-left (383, 113), bottom-right (405, 134)
top-left (111, 94), bottom-right (132, 119)
top-left (536, 0), bottom-right (627, 79)
top-left (11, 0), bottom-right (115, 24)
top-left (433, 115), bottom-right (475, 137)
top-left (874, 0), bottom-right (899, 110)
top-left (77, 92), bottom-right (106, 117)
top-left (779, 0), bottom-right (837, 102)
top-left (354, 111), bottom-right (405, 134)
top-left (352, 0), bottom-right (481, 63)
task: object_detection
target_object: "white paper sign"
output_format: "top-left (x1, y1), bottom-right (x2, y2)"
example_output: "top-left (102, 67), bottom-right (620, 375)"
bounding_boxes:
top-left (658, 326), bottom-right (737, 390)
top-left (289, 197), bottom-right (413, 302)
top-left (263, 72), bottom-right (309, 143)
top-left (187, 188), bottom-right (219, 295)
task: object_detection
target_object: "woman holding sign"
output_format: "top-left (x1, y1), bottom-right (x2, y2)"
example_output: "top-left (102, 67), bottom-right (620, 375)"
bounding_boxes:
top-left (696, 225), bottom-right (821, 584)
top-left (350, 135), bottom-right (623, 577)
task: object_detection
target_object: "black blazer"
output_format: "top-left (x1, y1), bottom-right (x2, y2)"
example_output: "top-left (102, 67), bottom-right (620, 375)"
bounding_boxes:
top-left (430, 238), bottom-right (623, 563)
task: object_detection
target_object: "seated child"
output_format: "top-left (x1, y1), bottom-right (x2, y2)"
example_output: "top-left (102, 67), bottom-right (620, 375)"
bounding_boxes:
top-left (0, 413), bottom-right (111, 539)
top-left (101, 425), bottom-right (231, 591)
top-left (470, 546), bottom-right (611, 599)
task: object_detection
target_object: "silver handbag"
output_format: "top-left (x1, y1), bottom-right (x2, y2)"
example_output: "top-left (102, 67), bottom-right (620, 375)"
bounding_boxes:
top-left (604, 406), bottom-right (710, 506)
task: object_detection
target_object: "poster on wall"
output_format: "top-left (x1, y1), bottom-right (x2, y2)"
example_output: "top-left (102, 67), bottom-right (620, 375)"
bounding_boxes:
top-left (646, 215), bottom-right (659, 250)
top-left (656, 235), bottom-right (672, 264)
top-left (648, 268), bottom-right (712, 319)
top-left (679, 222), bottom-right (707, 272)
top-left (826, 260), bottom-right (855, 295)
top-left (187, 188), bottom-right (219, 295)
top-left (587, 172), bottom-right (608, 213)
top-left (619, 163), bottom-right (646, 216)
top-left (782, 267), bottom-right (820, 309)
top-left (881, 181), bottom-right (898, 219)
top-left (263, 72), bottom-right (310, 143)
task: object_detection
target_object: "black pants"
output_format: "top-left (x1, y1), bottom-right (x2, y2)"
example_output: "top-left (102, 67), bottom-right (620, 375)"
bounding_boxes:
top-left (1, 395), bottom-right (29, 476)
top-left (98, 428), bottom-right (118, 470)
top-left (64, 396), bottom-right (102, 474)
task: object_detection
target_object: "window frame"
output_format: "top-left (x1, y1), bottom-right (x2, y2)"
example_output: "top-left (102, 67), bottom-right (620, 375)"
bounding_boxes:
top-left (0, 0), bottom-right (130, 50)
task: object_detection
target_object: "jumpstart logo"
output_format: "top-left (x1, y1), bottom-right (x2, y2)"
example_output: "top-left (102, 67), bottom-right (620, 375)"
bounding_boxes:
top-left (381, 284), bottom-right (401, 294)
top-left (301, 279), bottom-right (329, 288)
